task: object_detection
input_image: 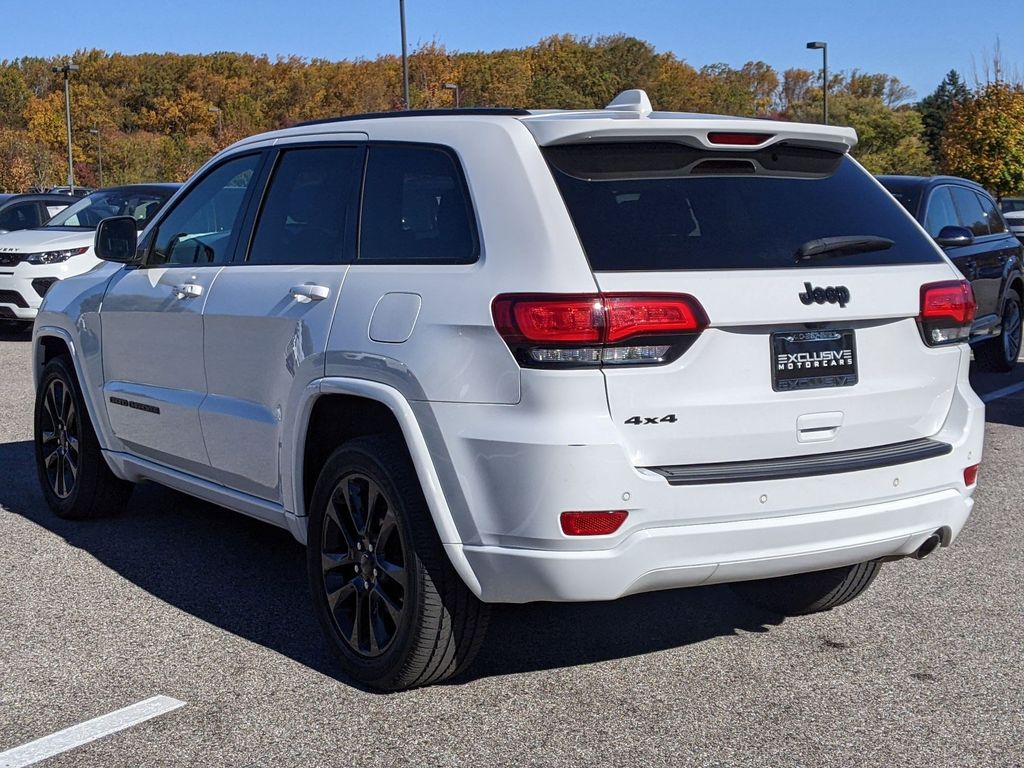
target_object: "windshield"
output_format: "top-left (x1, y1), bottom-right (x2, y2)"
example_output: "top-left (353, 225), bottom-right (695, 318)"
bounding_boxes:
top-left (544, 143), bottom-right (943, 271)
top-left (1000, 199), bottom-right (1024, 214)
top-left (46, 188), bottom-right (174, 230)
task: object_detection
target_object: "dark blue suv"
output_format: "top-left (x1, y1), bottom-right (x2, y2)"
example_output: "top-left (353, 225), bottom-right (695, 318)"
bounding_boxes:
top-left (879, 175), bottom-right (1023, 372)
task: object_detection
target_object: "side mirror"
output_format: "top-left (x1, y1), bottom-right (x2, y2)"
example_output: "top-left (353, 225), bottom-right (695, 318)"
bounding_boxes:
top-left (935, 225), bottom-right (975, 248)
top-left (95, 216), bottom-right (140, 263)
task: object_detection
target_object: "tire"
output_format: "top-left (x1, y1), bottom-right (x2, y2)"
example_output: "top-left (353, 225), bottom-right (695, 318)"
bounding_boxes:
top-left (306, 434), bottom-right (489, 691)
top-left (34, 354), bottom-right (133, 519)
top-left (974, 289), bottom-right (1022, 373)
top-left (728, 560), bottom-right (882, 616)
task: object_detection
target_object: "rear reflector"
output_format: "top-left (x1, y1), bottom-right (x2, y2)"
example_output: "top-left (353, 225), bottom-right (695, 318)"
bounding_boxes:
top-left (706, 132), bottom-right (774, 146)
top-left (493, 293), bottom-right (707, 368)
top-left (964, 464), bottom-right (979, 486)
top-left (918, 280), bottom-right (976, 346)
top-left (560, 511), bottom-right (628, 536)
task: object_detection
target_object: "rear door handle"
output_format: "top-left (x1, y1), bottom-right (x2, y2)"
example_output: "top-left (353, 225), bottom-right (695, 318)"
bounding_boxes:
top-left (172, 283), bottom-right (203, 300)
top-left (290, 284), bottom-right (330, 302)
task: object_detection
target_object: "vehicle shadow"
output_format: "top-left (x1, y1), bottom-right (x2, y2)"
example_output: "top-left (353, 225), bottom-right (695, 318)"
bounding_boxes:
top-left (0, 321), bottom-right (32, 342)
top-left (0, 438), bottom-right (780, 689)
top-left (982, 397), bottom-right (1024, 427)
top-left (969, 363), bottom-right (1024, 428)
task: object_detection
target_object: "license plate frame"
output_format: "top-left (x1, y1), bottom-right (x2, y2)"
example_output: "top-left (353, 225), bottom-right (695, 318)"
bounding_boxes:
top-left (771, 329), bottom-right (858, 392)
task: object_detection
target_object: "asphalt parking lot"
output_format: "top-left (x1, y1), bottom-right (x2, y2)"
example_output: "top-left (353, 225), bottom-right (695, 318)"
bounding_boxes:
top-left (0, 321), bottom-right (1022, 767)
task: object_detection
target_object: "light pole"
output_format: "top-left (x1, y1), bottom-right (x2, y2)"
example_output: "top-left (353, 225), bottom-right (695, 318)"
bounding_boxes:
top-left (52, 62), bottom-right (80, 192)
top-left (443, 82), bottom-right (460, 108)
top-left (399, 0), bottom-right (410, 109)
top-left (89, 127), bottom-right (102, 188)
top-left (208, 106), bottom-right (223, 137)
top-left (806, 41), bottom-right (828, 125)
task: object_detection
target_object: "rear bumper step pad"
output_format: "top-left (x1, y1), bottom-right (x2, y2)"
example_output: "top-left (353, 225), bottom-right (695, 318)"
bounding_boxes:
top-left (646, 438), bottom-right (952, 485)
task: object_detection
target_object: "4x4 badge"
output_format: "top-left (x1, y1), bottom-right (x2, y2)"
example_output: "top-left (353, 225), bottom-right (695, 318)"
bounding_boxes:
top-left (799, 282), bottom-right (850, 308)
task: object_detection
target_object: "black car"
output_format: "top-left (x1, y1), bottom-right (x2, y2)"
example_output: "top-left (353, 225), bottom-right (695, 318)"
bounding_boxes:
top-left (0, 193), bottom-right (75, 234)
top-left (878, 175), bottom-right (1023, 372)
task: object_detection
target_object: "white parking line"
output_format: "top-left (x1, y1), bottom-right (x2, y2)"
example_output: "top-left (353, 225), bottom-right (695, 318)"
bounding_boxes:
top-left (0, 696), bottom-right (185, 768)
top-left (981, 380), bottom-right (1024, 404)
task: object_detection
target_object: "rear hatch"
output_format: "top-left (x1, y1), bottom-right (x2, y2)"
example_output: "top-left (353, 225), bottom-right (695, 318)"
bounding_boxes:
top-left (540, 137), bottom-right (967, 468)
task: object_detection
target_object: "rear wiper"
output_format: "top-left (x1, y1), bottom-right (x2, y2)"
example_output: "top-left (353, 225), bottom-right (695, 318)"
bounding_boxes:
top-left (795, 235), bottom-right (894, 262)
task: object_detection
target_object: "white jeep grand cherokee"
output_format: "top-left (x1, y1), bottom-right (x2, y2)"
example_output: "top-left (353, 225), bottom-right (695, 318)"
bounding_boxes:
top-left (32, 91), bottom-right (984, 691)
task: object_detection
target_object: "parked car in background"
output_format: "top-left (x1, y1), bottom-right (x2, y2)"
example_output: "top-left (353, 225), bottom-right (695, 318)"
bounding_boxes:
top-left (0, 184), bottom-right (179, 324)
top-left (999, 197), bottom-right (1024, 242)
top-left (33, 93), bottom-right (983, 690)
top-left (878, 175), bottom-right (1023, 371)
top-left (0, 194), bottom-right (74, 234)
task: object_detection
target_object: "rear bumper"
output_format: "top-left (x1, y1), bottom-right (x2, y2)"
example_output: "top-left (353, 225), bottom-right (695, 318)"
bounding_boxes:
top-left (458, 488), bottom-right (971, 602)
top-left (425, 346), bottom-right (983, 604)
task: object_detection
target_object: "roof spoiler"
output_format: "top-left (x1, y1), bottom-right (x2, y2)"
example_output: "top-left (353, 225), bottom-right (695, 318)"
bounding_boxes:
top-left (522, 89), bottom-right (858, 153)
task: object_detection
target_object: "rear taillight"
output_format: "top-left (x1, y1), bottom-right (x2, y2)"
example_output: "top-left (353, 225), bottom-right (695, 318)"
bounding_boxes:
top-left (492, 293), bottom-right (707, 368)
top-left (918, 280), bottom-right (976, 346)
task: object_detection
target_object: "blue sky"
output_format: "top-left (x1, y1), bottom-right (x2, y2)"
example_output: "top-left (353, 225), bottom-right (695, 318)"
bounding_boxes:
top-left (4, 0), bottom-right (1020, 101)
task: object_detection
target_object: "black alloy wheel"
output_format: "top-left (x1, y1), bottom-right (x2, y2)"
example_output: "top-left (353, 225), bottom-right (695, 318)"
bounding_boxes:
top-left (307, 435), bottom-right (490, 691)
top-left (38, 376), bottom-right (81, 499)
top-left (1001, 295), bottom-right (1022, 365)
top-left (34, 355), bottom-right (133, 519)
top-left (320, 472), bottom-right (408, 658)
top-left (974, 289), bottom-right (1022, 372)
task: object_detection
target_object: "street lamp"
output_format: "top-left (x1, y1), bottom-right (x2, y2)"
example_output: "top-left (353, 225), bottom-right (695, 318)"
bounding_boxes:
top-left (89, 128), bottom-right (102, 188)
top-left (805, 41), bottom-right (828, 125)
top-left (208, 106), bottom-right (223, 137)
top-left (443, 82), bottom-right (460, 108)
top-left (51, 62), bottom-right (80, 192)
top-left (399, 0), bottom-right (410, 109)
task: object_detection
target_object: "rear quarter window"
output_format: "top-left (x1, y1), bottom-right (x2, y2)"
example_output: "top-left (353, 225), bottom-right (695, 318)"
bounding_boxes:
top-left (544, 142), bottom-right (943, 271)
top-left (358, 144), bottom-right (478, 264)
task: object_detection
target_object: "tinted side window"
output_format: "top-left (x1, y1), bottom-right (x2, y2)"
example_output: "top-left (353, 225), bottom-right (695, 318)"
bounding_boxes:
top-left (976, 192), bottom-right (1007, 234)
top-left (150, 154), bottom-right (260, 267)
top-left (0, 202), bottom-right (42, 231)
top-left (359, 145), bottom-right (478, 263)
top-left (924, 187), bottom-right (959, 237)
top-left (248, 146), bottom-right (363, 265)
top-left (950, 186), bottom-right (989, 237)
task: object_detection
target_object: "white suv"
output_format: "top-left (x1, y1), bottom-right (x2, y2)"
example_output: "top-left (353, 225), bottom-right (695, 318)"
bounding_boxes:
top-left (0, 184), bottom-right (178, 324)
top-left (31, 91), bottom-right (984, 691)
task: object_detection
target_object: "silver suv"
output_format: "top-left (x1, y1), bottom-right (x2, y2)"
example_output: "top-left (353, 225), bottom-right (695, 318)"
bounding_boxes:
top-left (33, 91), bottom-right (984, 690)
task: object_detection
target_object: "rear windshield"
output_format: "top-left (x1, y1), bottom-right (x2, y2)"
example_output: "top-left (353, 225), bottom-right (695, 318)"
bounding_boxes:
top-left (544, 142), bottom-right (943, 271)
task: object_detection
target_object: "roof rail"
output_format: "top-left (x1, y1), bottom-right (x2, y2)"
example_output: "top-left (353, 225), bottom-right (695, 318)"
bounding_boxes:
top-left (293, 107), bottom-right (531, 128)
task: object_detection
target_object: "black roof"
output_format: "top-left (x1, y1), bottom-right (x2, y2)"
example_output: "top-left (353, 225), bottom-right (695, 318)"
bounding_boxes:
top-left (876, 174), bottom-right (988, 193)
top-left (89, 183), bottom-right (181, 193)
top-left (0, 192), bottom-right (83, 206)
top-left (294, 107), bottom-right (530, 128)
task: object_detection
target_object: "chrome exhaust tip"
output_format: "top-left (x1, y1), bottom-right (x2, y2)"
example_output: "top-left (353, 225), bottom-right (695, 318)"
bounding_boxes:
top-left (913, 533), bottom-right (942, 560)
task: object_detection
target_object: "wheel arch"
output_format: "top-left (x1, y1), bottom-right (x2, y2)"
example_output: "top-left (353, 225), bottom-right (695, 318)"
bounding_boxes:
top-left (1008, 275), bottom-right (1023, 303)
top-left (34, 328), bottom-right (75, 388)
top-left (290, 378), bottom-right (483, 598)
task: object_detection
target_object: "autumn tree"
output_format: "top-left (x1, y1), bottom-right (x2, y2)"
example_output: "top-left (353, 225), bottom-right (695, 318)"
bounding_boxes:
top-left (941, 82), bottom-right (1024, 198)
top-left (0, 41), bottom-right (978, 190)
